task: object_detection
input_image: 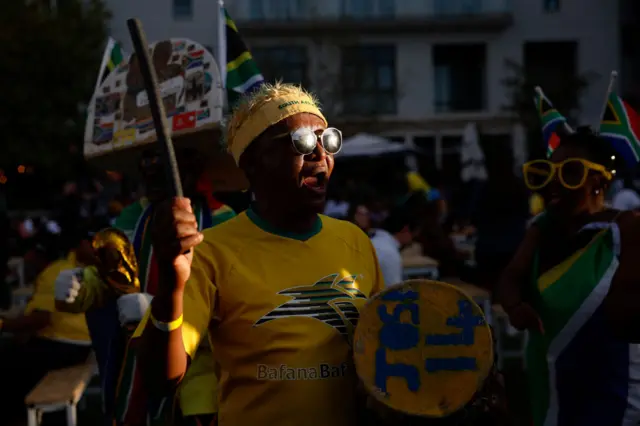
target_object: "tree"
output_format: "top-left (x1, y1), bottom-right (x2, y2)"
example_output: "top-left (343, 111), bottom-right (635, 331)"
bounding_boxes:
top-left (501, 58), bottom-right (598, 157)
top-left (308, 36), bottom-right (407, 136)
top-left (0, 0), bottom-right (110, 175)
top-left (248, 32), bottom-right (405, 135)
top-left (310, 38), bottom-right (343, 123)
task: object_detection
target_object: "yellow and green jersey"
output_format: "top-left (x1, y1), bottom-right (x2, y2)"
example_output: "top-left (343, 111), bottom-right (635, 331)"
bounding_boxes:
top-left (180, 208), bottom-right (384, 426)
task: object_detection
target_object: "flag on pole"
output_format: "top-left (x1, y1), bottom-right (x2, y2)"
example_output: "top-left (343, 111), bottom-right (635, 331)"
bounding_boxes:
top-left (94, 37), bottom-right (126, 94)
top-left (222, 9), bottom-right (264, 107)
top-left (533, 87), bottom-right (573, 158)
top-left (599, 91), bottom-right (640, 168)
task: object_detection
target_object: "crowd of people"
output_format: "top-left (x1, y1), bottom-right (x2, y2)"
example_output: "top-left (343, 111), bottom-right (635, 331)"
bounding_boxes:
top-left (1, 80), bottom-right (640, 426)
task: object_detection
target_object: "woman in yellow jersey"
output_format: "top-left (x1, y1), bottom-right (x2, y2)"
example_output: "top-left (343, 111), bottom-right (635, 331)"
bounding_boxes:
top-left (498, 128), bottom-right (640, 426)
top-left (0, 229), bottom-right (93, 424)
top-left (132, 82), bottom-right (384, 426)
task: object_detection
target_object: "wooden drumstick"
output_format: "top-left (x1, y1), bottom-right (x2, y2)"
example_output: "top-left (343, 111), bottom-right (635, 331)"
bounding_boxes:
top-left (126, 18), bottom-right (183, 197)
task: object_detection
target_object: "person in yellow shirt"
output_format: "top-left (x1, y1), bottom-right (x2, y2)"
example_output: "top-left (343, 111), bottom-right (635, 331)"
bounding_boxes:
top-left (131, 82), bottom-right (384, 426)
top-left (54, 150), bottom-right (234, 426)
top-left (0, 229), bottom-right (92, 424)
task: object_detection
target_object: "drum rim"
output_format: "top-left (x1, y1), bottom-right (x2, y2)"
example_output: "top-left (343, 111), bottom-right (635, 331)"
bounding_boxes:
top-left (354, 278), bottom-right (494, 419)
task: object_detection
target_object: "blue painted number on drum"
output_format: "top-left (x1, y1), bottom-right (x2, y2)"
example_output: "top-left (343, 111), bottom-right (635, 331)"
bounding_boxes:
top-left (424, 300), bottom-right (484, 372)
top-left (374, 293), bottom-right (486, 394)
top-left (426, 300), bottom-right (484, 345)
top-left (375, 289), bottom-right (421, 393)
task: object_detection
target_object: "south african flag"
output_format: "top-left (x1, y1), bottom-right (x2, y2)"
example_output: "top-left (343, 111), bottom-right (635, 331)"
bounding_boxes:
top-left (96, 37), bottom-right (126, 89)
top-left (599, 91), bottom-right (640, 168)
top-left (223, 9), bottom-right (265, 107)
top-left (533, 86), bottom-right (572, 158)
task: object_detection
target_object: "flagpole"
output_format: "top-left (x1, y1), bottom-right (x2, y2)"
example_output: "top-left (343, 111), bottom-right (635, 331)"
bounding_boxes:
top-left (216, 0), bottom-right (228, 112)
top-left (93, 38), bottom-right (115, 98)
top-left (595, 70), bottom-right (618, 130)
top-left (217, 0), bottom-right (227, 89)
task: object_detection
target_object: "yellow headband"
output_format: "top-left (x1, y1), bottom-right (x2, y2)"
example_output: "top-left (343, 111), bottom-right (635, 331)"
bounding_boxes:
top-left (228, 93), bottom-right (327, 164)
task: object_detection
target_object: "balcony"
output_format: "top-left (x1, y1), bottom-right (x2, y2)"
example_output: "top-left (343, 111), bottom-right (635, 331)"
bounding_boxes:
top-left (230, 0), bottom-right (514, 36)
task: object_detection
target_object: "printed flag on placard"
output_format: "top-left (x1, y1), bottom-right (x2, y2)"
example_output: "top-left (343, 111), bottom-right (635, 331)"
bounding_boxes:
top-left (533, 87), bottom-right (572, 158)
top-left (599, 92), bottom-right (640, 168)
top-left (172, 111), bottom-right (197, 131)
top-left (223, 9), bottom-right (265, 106)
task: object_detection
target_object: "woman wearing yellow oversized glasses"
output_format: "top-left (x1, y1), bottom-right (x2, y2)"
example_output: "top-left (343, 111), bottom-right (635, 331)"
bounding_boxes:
top-left (521, 127), bottom-right (617, 215)
top-left (497, 127), bottom-right (640, 426)
top-left (523, 157), bottom-right (614, 191)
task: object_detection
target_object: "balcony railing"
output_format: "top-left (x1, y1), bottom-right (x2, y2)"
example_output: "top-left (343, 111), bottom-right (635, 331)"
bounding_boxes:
top-left (237, 0), bottom-right (512, 21)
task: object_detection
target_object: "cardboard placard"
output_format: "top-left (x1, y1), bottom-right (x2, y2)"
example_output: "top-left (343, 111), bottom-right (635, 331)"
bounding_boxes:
top-left (84, 38), bottom-right (224, 164)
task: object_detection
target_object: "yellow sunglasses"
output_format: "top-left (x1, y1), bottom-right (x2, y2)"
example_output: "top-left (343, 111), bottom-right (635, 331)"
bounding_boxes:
top-left (522, 158), bottom-right (614, 191)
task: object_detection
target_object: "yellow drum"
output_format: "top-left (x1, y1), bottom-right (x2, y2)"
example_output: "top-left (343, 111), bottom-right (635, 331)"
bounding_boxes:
top-left (354, 279), bottom-right (493, 418)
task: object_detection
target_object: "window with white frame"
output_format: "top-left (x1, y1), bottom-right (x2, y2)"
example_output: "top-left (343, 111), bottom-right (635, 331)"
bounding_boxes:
top-left (250, 0), bottom-right (305, 20)
top-left (341, 0), bottom-right (395, 19)
top-left (341, 45), bottom-right (397, 115)
top-left (251, 46), bottom-right (309, 86)
top-left (432, 44), bottom-right (486, 113)
top-left (173, 0), bottom-right (193, 19)
top-left (434, 0), bottom-right (483, 15)
top-left (543, 0), bottom-right (560, 13)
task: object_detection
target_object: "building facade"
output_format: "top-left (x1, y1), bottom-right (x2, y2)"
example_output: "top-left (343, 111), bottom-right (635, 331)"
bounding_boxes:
top-left (105, 0), bottom-right (620, 179)
top-left (105, 0), bottom-right (222, 53)
top-left (620, 0), bottom-right (640, 108)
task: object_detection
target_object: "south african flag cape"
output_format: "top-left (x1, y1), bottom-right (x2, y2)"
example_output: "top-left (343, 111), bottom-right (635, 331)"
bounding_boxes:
top-left (113, 197), bottom-right (234, 425)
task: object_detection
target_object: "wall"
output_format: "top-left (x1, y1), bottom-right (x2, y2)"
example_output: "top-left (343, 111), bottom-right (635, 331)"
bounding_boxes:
top-left (106, 0), bottom-right (222, 53)
top-left (230, 0), bottom-right (619, 126)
